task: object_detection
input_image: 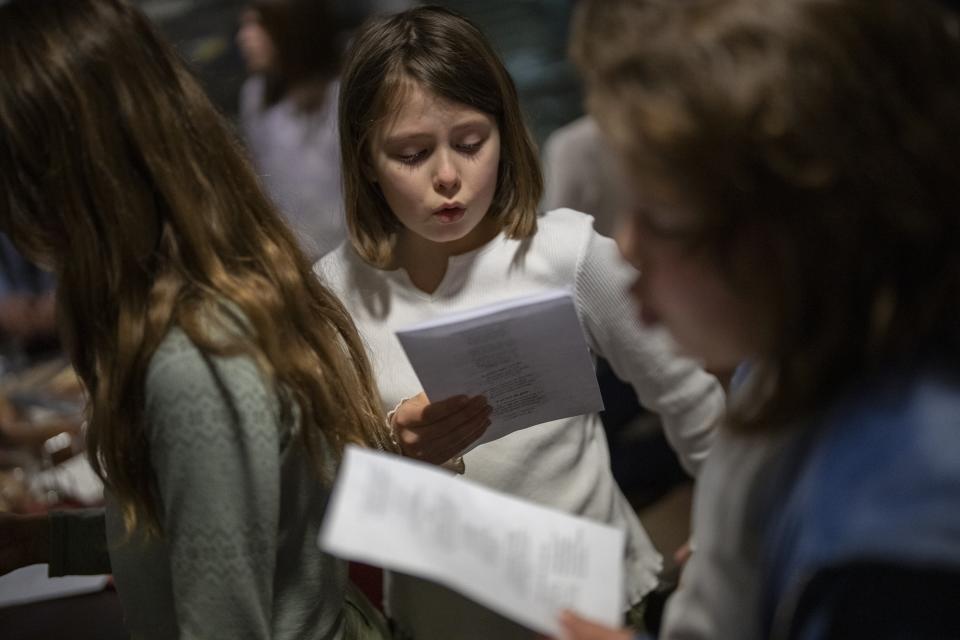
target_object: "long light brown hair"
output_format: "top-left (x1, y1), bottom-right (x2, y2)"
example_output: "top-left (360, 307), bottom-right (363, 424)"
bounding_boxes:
top-left (589, 0), bottom-right (960, 431)
top-left (0, 0), bottom-right (394, 534)
top-left (339, 6), bottom-right (543, 268)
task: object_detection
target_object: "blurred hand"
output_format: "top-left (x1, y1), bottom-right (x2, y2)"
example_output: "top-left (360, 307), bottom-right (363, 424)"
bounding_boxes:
top-left (392, 392), bottom-right (491, 465)
top-left (537, 611), bottom-right (635, 640)
top-left (0, 512), bottom-right (49, 576)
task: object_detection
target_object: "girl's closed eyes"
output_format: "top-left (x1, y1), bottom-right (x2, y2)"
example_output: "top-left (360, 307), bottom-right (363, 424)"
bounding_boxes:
top-left (390, 133), bottom-right (491, 167)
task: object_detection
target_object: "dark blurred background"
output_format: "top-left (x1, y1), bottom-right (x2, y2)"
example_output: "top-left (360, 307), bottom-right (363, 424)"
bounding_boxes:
top-left (133, 0), bottom-right (583, 145)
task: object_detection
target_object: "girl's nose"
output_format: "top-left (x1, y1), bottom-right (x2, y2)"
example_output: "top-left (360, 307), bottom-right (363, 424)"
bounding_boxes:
top-left (433, 152), bottom-right (460, 194)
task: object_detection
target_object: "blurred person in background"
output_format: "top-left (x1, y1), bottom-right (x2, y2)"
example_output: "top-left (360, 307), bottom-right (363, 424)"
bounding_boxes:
top-left (236, 0), bottom-right (416, 261)
top-left (542, 0), bottom-right (681, 239)
top-left (544, 0), bottom-right (708, 519)
top-left (541, 115), bottom-right (627, 238)
top-left (236, 0), bottom-right (349, 260)
top-left (552, 0), bottom-right (960, 638)
top-left (0, 0), bottom-right (395, 637)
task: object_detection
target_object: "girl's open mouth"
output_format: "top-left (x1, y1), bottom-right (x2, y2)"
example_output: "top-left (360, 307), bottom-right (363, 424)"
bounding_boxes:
top-left (434, 207), bottom-right (465, 223)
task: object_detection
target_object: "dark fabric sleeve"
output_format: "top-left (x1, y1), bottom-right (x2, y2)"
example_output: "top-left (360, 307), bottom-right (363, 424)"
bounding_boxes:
top-left (784, 561), bottom-right (960, 640)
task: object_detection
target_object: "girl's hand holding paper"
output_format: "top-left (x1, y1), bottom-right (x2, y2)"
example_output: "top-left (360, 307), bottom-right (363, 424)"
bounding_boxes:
top-left (392, 392), bottom-right (492, 464)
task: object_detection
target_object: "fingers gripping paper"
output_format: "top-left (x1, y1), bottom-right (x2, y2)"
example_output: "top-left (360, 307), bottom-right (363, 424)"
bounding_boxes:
top-left (395, 290), bottom-right (604, 450)
top-left (319, 447), bottom-right (626, 636)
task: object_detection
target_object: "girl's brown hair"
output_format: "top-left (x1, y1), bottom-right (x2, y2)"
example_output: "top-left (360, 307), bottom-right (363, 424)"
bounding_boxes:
top-left (339, 5), bottom-right (542, 268)
top-left (589, 0), bottom-right (960, 431)
top-left (0, 0), bottom-right (394, 534)
top-left (249, 0), bottom-right (344, 111)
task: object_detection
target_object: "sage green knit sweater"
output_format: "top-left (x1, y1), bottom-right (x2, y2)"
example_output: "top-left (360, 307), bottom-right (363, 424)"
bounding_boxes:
top-left (49, 328), bottom-right (387, 639)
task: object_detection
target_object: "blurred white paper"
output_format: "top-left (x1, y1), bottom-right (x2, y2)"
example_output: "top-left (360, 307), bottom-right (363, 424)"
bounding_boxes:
top-left (0, 564), bottom-right (108, 608)
top-left (396, 290), bottom-right (604, 450)
top-left (319, 447), bottom-right (625, 636)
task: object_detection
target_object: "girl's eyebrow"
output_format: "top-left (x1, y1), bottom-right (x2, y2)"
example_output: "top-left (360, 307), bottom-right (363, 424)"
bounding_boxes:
top-left (383, 118), bottom-right (492, 146)
top-left (449, 118), bottom-right (492, 133)
top-left (383, 131), bottom-right (433, 146)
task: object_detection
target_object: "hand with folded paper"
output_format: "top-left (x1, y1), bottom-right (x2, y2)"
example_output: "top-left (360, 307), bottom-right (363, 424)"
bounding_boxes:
top-left (395, 290), bottom-right (604, 453)
top-left (390, 392), bottom-right (492, 464)
top-left (320, 447), bottom-right (626, 637)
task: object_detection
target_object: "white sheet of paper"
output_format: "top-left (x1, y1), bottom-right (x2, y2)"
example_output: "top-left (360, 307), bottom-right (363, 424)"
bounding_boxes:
top-left (319, 447), bottom-right (625, 636)
top-left (0, 564), bottom-right (109, 609)
top-left (395, 289), bottom-right (604, 450)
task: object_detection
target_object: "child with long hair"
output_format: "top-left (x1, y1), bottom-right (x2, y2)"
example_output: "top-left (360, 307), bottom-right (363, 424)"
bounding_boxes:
top-left (0, 0), bottom-right (393, 637)
top-left (315, 6), bottom-right (725, 638)
top-left (555, 0), bottom-right (960, 638)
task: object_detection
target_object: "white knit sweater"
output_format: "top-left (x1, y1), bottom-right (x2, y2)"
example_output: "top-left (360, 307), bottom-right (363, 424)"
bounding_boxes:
top-left (316, 209), bottom-right (724, 639)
